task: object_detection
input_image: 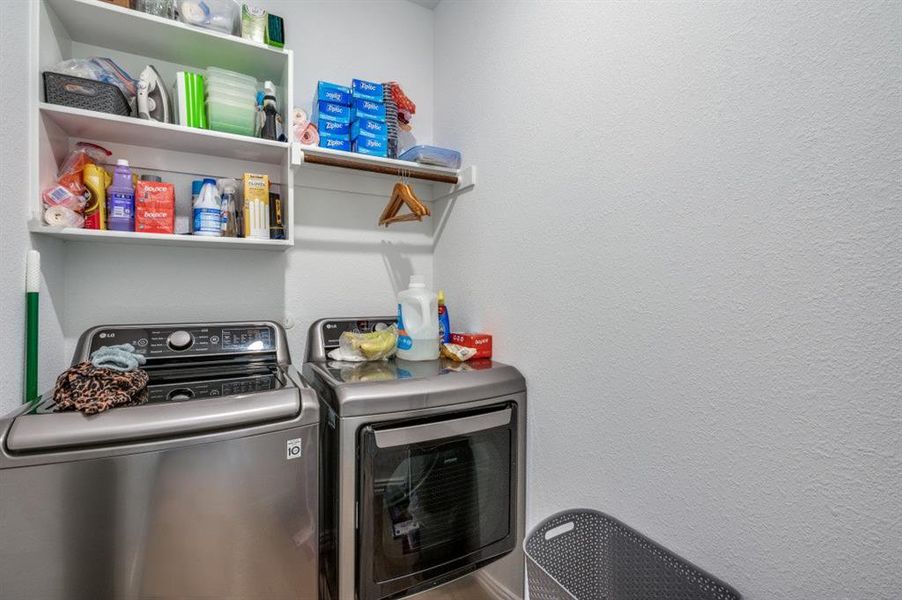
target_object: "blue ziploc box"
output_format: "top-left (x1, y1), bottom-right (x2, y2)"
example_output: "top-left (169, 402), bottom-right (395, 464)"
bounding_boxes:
top-left (319, 136), bottom-right (351, 152)
top-left (314, 100), bottom-right (352, 124)
top-left (353, 98), bottom-right (386, 122)
top-left (317, 81), bottom-right (351, 106)
top-left (351, 117), bottom-right (388, 140)
top-left (351, 79), bottom-right (384, 102)
top-left (352, 135), bottom-right (388, 157)
top-left (319, 119), bottom-right (351, 139)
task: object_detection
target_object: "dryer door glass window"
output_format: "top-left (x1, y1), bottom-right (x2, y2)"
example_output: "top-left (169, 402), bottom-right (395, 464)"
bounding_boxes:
top-left (357, 404), bottom-right (517, 600)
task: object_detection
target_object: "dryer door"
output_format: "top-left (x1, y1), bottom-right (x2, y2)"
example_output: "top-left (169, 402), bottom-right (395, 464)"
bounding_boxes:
top-left (357, 403), bottom-right (517, 600)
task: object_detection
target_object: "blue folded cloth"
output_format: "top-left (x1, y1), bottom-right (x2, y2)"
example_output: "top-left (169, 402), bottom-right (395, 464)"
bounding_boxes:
top-left (90, 343), bottom-right (147, 372)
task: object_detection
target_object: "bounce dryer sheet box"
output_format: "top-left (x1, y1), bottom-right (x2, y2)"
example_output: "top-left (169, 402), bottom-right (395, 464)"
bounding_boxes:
top-left (314, 100), bottom-right (353, 125)
top-left (450, 333), bottom-right (493, 359)
top-left (352, 98), bottom-right (386, 122)
top-left (352, 135), bottom-right (388, 157)
top-left (319, 136), bottom-right (351, 152)
top-left (319, 119), bottom-right (351, 139)
top-left (134, 181), bottom-right (175, 234)
top-left (316, 81), bottom-right (351, 106)
top-left (351, 79), bottom-right (384, 102)
top-left (351, 117), bottom-right (388, 140)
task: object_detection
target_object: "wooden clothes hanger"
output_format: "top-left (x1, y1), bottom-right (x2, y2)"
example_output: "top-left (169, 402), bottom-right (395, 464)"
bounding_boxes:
top-left (378, 172), bottom-right (430, 227)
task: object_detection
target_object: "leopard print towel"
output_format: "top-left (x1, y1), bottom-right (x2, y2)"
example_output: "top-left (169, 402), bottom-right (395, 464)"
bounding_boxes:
top-left (53, 362), bottom-right (150, 415)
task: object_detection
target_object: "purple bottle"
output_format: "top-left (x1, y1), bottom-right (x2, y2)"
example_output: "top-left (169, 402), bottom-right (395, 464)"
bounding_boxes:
top-left (107, 159), bottom-right (135, 231)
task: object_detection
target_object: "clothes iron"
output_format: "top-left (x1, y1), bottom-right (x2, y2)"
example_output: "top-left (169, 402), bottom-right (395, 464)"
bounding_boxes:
top-left (137, 65), bottom-right (171, 123)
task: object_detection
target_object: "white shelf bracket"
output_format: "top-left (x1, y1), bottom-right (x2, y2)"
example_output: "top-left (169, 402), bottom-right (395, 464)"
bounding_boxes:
top-left (432, 165), bottom-right (476, 203)
top-left (291, 142), bottom-right (305, 167)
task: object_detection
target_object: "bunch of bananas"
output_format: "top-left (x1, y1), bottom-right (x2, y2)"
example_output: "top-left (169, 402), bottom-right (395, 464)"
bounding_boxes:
top-left (344, 326), bottom-right (398, 360)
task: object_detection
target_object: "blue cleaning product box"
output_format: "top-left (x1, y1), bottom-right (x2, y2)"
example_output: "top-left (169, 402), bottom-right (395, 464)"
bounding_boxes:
top-left (319, 136), bottom-right (351, 152)
top-left (316, 81), bottom-right (351, 106)
top-left (319, 119), bottom-right (351, 138)
top-left (352, 79), bottom-right (384, 102)
top-left (353, 135), bottom-right (388, 157)
top-left (351, 117), bottom-right (388, 140)
top-left (314, 100), bottom-right (352, 124)
top-left (353, 98), bottom-right (386, 122)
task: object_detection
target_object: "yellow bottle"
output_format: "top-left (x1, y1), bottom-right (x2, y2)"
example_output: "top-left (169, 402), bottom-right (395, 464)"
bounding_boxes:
top-left (82, 164), bottom-right (111, 230)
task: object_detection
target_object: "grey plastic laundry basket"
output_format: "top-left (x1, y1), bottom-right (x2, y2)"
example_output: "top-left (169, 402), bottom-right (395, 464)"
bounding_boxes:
top-left (524, 509), bottom-right (741, 600)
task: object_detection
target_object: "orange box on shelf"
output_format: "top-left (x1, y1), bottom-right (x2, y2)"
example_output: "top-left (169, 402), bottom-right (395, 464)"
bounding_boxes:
top-left (450, 333), bottom-right (493, 359)
top-left (135, 180), bottom-right (175, 234)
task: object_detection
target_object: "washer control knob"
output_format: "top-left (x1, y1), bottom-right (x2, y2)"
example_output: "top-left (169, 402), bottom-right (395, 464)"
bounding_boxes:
top-left (167, 330), bottom-right (193, 351)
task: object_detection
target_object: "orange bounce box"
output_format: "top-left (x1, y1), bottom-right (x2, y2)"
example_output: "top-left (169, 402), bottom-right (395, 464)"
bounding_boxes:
top-left (450, 333), bottom-right (493, 359)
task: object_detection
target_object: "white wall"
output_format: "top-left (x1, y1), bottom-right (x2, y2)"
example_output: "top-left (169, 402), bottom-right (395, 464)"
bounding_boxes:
top-left (0, 0), bottom-right (68, 410)
top-left (433, 2), bottom-right (901, 599)
top-left (0, 0), bottom-right (437, 414)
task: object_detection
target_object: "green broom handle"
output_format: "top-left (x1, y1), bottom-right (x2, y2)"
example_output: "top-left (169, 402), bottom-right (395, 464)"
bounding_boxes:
top-left (25, 291), bottom-right (39, 403)
top-left (25, 250), bottom-right (40, 404)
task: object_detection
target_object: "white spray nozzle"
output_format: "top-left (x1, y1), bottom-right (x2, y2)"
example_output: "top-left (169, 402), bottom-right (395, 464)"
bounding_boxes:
top-left (26, 250), bottom-right (41, 293)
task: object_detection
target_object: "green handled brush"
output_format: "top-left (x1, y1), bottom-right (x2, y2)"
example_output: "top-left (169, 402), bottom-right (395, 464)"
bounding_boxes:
top-left (25, 250), bottom-right (40, 404)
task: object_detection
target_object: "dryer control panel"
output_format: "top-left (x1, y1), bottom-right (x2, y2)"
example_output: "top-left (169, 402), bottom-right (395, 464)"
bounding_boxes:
top-left (305, 316), bottom-right (396, 362)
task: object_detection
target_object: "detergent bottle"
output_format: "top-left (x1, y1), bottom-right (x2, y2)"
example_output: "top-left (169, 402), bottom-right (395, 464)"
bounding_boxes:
top-left (82, 164), bottom-right (111, 230)
top-left (106, 159), bottom-right (135, 231)
top-left (397, 275), bottom-right (440, 361)
top-left (193, 178), bottom-right (222, 237)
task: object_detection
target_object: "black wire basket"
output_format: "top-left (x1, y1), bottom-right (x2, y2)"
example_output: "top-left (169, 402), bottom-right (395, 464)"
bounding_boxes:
top-left (525, 509), bottom-right (741, 600)
top-left (43, 71), bottom-right (131, 116)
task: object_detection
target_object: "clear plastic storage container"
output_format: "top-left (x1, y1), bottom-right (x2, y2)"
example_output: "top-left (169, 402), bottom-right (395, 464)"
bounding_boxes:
top-left (207, 96), bottom-right (256, 136)
top-left (206, 67), bottom-right (259, 89)
top-left (178, 0), bottom-right (238, 35)
top-left (398, 145), bottom-right (461, 169)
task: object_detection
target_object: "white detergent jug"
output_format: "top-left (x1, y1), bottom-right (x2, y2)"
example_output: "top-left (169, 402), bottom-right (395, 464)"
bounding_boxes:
top-left (397, 275), bottom-right (440, 361)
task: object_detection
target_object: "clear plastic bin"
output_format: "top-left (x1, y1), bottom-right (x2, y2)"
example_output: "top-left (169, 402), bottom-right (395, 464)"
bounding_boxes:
top-left (207, 96), bottom-right (255, 136)
top-left (178, 0), bottom-right (238, 35)
top-left (206, 67), bottom-right (258, 89)
top-left (398, 145), bottom-right (461, 169)
top-left (525, 509), bottom-right (741, 600)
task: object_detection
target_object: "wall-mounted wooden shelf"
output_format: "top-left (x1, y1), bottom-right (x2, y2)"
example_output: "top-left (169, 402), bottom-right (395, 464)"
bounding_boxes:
top-left (292, 144), bottom-right (464, 185)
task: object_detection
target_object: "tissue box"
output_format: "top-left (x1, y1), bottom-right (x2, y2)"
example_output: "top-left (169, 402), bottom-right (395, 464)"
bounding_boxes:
top-left (450, 333), bottom-right (493, 359)
top-left (352, 136), bottom-right (388, 157)
top-left (316, 81), bottom-right (351, 106)
top-left (314, 100), bottom-right (352, 124)
top-left (319, 119), bottom-right (351, 139)
top-left (351, 117), bottom-right (387, 140)
top-left (319, 136), bottom-right (351, 152)
top-left (352, 79), bottom-right (384, 102)
top-left (353, 98), bottom-right (386, 122)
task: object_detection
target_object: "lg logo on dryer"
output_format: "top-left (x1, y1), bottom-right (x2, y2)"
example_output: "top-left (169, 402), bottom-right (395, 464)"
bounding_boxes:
top-left (286, 438), bottom-right (303, 460)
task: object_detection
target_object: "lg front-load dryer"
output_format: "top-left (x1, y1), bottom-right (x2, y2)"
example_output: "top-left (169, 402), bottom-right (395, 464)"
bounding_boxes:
top-left (302, 317), bottom-right (526, 600)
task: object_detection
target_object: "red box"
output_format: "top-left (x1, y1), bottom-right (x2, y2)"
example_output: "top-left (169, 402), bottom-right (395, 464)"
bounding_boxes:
top-left (135, 181), bottom-right (175, 234)
top-left (450, 333), bottom-right (493, 359)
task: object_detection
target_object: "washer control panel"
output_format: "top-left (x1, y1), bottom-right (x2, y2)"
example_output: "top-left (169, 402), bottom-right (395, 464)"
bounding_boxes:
top-left (86, 324), bottom-right (276, 359)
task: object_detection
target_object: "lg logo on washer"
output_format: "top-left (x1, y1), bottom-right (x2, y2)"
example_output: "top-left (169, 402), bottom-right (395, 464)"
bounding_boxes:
top-left (286, 438), bottom-right (303, 460)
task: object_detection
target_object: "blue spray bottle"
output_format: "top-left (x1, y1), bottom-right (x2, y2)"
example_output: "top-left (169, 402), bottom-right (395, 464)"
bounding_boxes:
top-left (438, 289), bottom-right (451, 344)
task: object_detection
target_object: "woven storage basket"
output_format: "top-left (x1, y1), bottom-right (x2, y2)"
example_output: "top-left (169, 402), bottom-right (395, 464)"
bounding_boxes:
top-left (525, 509), bottom-right (741, 600)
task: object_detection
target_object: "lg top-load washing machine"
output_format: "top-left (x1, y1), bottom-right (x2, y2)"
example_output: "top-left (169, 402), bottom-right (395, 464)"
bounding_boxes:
top-left (302, 317), bottom-right (527, 600)
top-left (0, 321), bottom-right (318, 600)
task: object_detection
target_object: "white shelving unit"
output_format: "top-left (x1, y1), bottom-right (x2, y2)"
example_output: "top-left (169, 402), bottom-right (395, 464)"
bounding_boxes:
top-left (40, 103), bottom-right (289, 165)
top-left (27, 220), bottom-right (292, 250)
top-left (30, 0), bottom-right (294, 250)
top-left (29, 0), bottom-right (476, 251)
